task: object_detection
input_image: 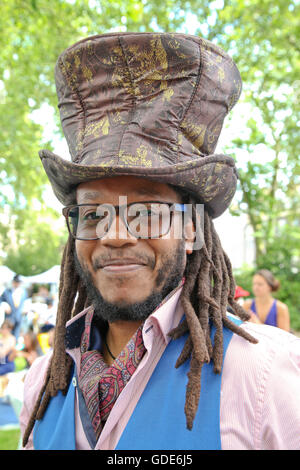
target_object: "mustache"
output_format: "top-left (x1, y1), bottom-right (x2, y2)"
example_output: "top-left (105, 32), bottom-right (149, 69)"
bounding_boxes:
top-left (92, 250), bottom-right (156, 271)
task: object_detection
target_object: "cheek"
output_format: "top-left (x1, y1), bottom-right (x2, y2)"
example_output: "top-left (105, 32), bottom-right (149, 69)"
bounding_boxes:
top-left (149, 239), bottom-right (176, 267)
top-left (153, 239), bottom-right (186, 281)
top-left (259, 282), bottom-right (268, 291)
top-left (75, 240), bottom-right (95, 265)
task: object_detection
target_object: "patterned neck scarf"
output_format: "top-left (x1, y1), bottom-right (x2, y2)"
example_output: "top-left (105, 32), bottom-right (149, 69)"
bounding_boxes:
top-left (78, 309), bottom-right (146, 440)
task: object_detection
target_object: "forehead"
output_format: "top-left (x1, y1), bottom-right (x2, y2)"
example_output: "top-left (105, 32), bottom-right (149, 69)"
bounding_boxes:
top-left (76, 176), bottom-right (180, 203)
top-left (253, 274), bottom-right (267, 283)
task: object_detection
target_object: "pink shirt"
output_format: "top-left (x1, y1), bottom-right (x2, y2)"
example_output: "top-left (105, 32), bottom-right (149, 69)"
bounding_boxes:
top-left (20, 287), bottom-right (300, 450)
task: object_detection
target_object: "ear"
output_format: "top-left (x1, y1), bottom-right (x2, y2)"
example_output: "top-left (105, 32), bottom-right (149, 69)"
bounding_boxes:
top-left (184, 219), bottom-right (196, 255)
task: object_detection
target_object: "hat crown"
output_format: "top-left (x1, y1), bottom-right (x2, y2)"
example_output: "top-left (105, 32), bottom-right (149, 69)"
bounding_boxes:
top-left (40, 32), bottom-right (241, 219)
top-left (55, 32), bottom-right (242, 168)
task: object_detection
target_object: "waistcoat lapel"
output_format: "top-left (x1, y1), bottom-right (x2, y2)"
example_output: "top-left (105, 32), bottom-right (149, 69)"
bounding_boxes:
top-left (116, 320), bottom-right (236, 450)
top-left (33, 317), bottom-right (241, 450)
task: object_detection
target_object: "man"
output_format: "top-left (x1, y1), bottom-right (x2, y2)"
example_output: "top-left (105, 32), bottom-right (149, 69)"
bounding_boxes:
top-left (0, 274), bottom-right (27, 339)
top-left (20, 32), bottom-right (300, 450)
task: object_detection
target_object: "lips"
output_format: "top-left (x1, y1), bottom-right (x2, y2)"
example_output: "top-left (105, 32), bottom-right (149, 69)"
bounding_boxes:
top-left (100, 258), bottom-right (147, 273)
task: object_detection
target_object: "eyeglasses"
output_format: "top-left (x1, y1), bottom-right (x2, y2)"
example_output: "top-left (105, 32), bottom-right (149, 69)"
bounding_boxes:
top-left (62, 201), bottom-right (187, 241)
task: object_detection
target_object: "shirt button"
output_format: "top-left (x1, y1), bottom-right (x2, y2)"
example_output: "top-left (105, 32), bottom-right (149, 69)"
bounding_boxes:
top-left (144, 324), bottom-right (154, 334)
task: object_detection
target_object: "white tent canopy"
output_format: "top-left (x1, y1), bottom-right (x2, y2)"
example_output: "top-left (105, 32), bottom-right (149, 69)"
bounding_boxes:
top-left (21, 265), bottom-right (61, 284)
top-left (0, 265), bottom-right (15, 283)
top-left (0, 265), bottom-right (61, 285)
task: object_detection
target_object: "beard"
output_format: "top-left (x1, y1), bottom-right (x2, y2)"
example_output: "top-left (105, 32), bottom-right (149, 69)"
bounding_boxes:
top-left (74, 242), bottom-right (186, 324)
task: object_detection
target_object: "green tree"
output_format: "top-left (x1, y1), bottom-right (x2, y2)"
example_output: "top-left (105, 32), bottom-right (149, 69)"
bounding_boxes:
top-left (3, 206), bottom-right (67, 275)
top-left (200, 0), bottom-right (300, 329)
top-left (200, 0), bottom-right (300, 266)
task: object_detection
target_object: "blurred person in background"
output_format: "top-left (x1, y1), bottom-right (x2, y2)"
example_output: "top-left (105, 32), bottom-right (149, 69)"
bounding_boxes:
top-left (0, 275), bottom-right (28, 339)
top-left (0, 301), bottom-right (11, 327)
top-left (0, 320), bottom-right (16, 376)
top-left (226, 286), bottom-right (250, 314)
top-left (32, 286), bottom-right (50, 303)
top-left (243, 269), bottom-right (290, 331)
top-left (37, 324), bottom-right (55, 354)
top-left (9, 330), bottom-right (43, 369)
top-left (44, 298), bottom-right (57, 326)
top-left (48, 326), bottom-right (55, 349)
top-left (234, 286), bottom-right (250, 305)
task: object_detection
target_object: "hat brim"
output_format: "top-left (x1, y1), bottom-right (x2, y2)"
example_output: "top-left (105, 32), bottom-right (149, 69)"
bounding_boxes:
top-left (40, 149), bottom-right (237, 219)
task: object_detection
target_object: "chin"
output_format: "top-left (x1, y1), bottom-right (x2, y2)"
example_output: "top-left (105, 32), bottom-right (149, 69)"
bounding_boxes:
top-left (97, 279), bottom-right (152, 302)
top-left (101, 293), bottom-right (148, 308)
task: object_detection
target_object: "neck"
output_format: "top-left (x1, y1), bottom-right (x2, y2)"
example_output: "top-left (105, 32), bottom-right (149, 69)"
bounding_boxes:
top-left (256, 293), bottom-right (273, 303)
top-left (103, 320), bottom-right (143, 364)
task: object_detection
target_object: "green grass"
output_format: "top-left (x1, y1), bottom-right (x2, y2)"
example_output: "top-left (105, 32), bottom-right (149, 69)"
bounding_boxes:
top-left (0, 428), bottom-right (21, 450)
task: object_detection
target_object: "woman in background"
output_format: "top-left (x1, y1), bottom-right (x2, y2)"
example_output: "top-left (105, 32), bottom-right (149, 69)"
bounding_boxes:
top-left (243, 269), bottom-right (290, 331)
top-left (0, 320), bottom-right (16, 375)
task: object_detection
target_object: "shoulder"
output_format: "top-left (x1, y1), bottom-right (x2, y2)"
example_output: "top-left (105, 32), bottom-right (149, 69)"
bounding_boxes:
top-left (22, 352), bottom-right (52, 406)
top-left (224, 315), bottom-right (300, 389)
top-left (275, 299), bottom-right (289, 313)
top-left (227, 317), bottom-right (299, 362)
top-left (241, 299), bottom-right (253, 311)
top-left (221, 318), bottom-right (300, 449)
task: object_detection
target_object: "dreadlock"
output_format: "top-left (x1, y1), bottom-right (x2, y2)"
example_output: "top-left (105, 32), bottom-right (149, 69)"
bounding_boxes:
top-left (22, 195), bottom-right (258, 446)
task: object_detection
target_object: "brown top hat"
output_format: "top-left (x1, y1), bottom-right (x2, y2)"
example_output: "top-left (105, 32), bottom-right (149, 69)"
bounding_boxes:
top-left (40, 32), bottom-right (242, 218)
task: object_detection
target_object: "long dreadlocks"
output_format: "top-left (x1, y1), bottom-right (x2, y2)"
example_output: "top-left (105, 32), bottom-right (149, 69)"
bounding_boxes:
top-left (22, 194), bottom-right (258, 446)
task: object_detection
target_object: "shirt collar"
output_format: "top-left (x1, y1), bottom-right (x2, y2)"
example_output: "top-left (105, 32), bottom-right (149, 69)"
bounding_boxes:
top-left (65, 280), bottom-right (184, 351)
top-left (143, 280), bottom-right (184, 345)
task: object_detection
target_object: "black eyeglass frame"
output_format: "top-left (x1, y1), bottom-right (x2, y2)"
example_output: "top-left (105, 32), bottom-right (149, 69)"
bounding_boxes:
top-left (62, 201), bottom-right (187, 241)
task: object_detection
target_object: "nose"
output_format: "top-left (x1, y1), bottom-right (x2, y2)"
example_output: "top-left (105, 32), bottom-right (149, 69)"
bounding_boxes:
top-left (100, 214), bottom-right (138, 248)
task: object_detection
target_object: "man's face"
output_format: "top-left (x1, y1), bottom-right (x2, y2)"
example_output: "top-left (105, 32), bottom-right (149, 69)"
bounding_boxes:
top-left (75, 176), bottom-right (194, 323)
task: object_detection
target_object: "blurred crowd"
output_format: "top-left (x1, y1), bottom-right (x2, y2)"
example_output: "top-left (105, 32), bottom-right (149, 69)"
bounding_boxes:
top-left (0, 275), bottom-right (57, 401)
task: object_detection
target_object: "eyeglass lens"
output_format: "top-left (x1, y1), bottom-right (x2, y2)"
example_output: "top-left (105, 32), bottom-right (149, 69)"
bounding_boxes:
top-left (67, 203), bottom-right (175, 240)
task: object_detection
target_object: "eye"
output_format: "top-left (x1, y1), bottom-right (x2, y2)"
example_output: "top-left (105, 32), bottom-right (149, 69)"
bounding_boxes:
top-left (83, 211), bottom-right (100, 220)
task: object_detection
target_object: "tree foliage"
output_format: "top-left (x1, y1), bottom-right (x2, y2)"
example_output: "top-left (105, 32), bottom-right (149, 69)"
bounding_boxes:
top-left (201, 0), bottom-right (300, 265)
top-left (202, 0), bottom-right (300, 328)
top-left (3, 207), bottom-right (67, 275)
